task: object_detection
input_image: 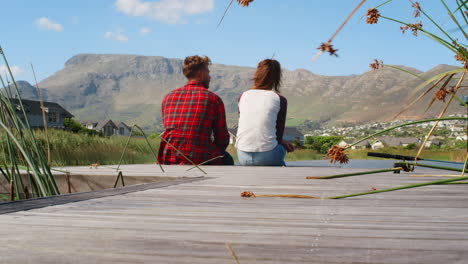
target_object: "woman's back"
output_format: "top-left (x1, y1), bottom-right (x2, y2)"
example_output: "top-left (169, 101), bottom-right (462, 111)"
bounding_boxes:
top-left (236, 89), bottom-right (286, 152)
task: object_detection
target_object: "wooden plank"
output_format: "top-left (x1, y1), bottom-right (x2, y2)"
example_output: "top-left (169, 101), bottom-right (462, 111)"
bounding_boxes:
top-left (1, 164), bottom-right (467, 263)
top-left (0, 177), bottom-right (205, 214)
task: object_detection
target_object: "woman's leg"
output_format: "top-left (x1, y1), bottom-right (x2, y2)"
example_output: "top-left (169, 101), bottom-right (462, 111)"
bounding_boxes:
top-left (241, 144), bottom-right (286, 166)
top-left (260, 144), bottom-right (286, 166)
top-left (237, 149), bottom-right (254, 165)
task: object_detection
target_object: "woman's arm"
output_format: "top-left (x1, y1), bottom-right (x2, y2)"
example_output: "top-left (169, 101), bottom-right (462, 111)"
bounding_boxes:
top-left (276, 94), bottom-right (294, 152)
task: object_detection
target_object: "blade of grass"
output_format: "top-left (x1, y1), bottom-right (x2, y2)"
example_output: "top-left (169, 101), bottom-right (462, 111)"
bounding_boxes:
top-left (30, 63), bottom-right (50, 164)
top-left (441, 0), bottom-right (468, 40)
top-left (411, 0), bottom-right (455, 43)
top-left (327, 175), bottom-right (468, 199)
top-left (306, 168), bottom-right (402, 179)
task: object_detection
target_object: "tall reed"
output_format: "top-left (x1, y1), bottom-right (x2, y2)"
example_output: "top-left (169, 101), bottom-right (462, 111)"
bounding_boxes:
top-left (0, 46), bottom-right (58, 200)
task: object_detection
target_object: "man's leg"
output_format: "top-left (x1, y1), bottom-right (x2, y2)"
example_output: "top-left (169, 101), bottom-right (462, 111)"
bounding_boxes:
top-left (221, 150), bottom-right (234, 165)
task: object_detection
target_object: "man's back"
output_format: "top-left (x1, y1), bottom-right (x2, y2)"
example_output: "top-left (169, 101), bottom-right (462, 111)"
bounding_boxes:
top-left (157, 80), bottom-right (229, 165)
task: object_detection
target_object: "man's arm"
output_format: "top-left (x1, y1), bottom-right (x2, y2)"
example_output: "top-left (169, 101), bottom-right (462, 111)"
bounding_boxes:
top-left (212, 97), bottom-right (230, 150)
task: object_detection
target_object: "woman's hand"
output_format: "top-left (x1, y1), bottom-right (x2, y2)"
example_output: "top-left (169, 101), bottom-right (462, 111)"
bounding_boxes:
top-left (282, 141), bottom-right (295, 153)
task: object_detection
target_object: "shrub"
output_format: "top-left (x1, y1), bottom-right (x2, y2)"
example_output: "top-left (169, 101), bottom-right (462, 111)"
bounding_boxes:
top-left (304, 136), bottom-right (343, 154)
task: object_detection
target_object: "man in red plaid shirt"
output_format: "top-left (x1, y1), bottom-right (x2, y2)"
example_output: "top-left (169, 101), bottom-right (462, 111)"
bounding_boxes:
top-left (157, 55), bottom-right (234, 165)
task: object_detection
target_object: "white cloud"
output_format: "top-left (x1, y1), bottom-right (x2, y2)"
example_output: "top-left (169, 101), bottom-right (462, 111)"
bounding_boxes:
top-left (114, 0), bottom-right (214, 24)
top-left (35, 17), bottom-right (63, 32)
top-left (0, 65), bottom-right (23, 78)
top-left (104, 31), bottom-right (129, 43)
top-left (139, 27), bottom-right (151, 36)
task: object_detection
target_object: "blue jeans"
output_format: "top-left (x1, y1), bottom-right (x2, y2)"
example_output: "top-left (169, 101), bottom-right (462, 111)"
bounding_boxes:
top-left (237, 144), bottom-right (286, 166)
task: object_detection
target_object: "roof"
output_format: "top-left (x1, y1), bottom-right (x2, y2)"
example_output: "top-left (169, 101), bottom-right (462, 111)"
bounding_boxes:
top-left (95, 120), bottom-right (117, 130)
top-left (284, 127), bottom-right (303, 137)
top-left (116, 122), bottom-right (131, 129)
top-left (9, 98), bottom-right (73, 118)
top-left (376, 136), bottom-right (420, 146)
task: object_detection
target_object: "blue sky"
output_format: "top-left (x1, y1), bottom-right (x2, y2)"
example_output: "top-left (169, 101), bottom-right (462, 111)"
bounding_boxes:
top-left (0, 0), bottom-right (462, 83)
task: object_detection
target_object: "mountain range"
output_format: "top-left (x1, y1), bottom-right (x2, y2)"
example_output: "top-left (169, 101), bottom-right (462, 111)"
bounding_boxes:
top-left (8, 54), bottom-right (466, 131)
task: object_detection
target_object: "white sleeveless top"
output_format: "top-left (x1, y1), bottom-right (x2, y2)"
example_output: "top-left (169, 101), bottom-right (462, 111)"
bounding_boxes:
top-left (236, 90), bottom-right (281, 152)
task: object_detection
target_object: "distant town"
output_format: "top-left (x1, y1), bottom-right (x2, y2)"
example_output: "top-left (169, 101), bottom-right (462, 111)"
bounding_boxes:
top-left (301, 114), bottom-right (467, 149)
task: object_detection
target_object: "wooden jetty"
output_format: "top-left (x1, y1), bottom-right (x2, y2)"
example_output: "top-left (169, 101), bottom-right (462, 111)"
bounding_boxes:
top-left (0, 164), bottom-right (467, 263)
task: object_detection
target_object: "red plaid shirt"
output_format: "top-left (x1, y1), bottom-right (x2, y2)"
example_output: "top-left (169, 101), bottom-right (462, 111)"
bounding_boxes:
top-left (157, 80), bottom-right (230, 165)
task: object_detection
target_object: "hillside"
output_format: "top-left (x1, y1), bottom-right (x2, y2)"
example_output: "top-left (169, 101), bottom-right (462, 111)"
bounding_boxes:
top-left (10, 54), bottom-right (466, 131)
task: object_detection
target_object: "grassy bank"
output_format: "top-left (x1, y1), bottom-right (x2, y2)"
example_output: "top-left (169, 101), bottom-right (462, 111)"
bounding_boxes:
top-left (1, 129), bottom-right (463, 166)
top-left (1, 129), bottom-right (159, 166)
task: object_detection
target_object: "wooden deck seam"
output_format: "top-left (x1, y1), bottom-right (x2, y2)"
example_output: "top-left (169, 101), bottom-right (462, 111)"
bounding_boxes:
top-left (0, 176), bottom-right (208, 215)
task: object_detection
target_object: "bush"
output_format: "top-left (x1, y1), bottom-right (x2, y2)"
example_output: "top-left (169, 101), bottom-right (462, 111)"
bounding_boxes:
top-left (304, 136), bottom-right (343, 154)
top-left (148, 132), bottom-right (160, 139)
top-left (403, 143), bottom-right (416, 150)
top-left (64, 118), bottom-right (103, 137)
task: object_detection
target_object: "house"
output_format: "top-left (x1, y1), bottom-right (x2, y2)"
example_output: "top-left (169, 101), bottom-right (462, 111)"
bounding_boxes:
top-left (351, 140), bottom-right (371, 149)
top-left (376, 136), bottom-right (420, 147)
top-left (283, 127), bottom-right (304, 142)
top-left (371, 140), bottom-right (385, 150)
top-left (227, 128), bottom-right (237, 145)
top-left (116, 122), bottom-right (131, 136)
top-left (81, 120), bottom-right (118, 136)
top-left (80, 120), bottom-right (133, 137)
top-left (337, 140), bottom-right (348, 148)
top-left (425, 140), bottom-right (442, 148)
top-left (10, 98), bottom-right (73, 128)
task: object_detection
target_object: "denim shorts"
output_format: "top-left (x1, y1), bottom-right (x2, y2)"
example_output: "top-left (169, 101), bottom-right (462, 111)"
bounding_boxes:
top-left (237, 144), bottom-right (286, 166)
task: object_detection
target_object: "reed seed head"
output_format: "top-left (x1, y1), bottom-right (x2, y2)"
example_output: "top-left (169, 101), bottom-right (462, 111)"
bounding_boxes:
top-left (326, 145), bottom-right (349, 164)
top-left (412, 2), bottom-right (421, 18)
top-left (447, 86), bottom-right (456, 94)
top-left (400, 22), bottom-right (422, 36)
top-left (237, 0), bottom-right (253, 7)
top-left (370, 59), bottom-right (384, 70)
top-left (241, 191), bottom-right (256, 197)
top-left (317, 42), bottom-right (338, 57)
top-left (434, 89), bottom-right (448, 102)
top-left (454, 45), bottom-right (468, 69)
top-left (366, 8), bottom-right (380, 24)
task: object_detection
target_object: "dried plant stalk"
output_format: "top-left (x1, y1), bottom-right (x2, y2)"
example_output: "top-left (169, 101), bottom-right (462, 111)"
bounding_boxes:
top-left (414, 72), bottom-right (466, 162)
top-left (312, 0), bottom-right (367, 60)
top-left (225, 243), bottom-right (241, 264)
top-left (393, 73), bottom-right (451, 119)
top-left (241, 191), bottom-right (319, 199)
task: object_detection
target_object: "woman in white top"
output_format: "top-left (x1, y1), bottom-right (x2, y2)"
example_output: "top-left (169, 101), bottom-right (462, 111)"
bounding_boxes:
top-left (235, 59), bottom-right (294, 166)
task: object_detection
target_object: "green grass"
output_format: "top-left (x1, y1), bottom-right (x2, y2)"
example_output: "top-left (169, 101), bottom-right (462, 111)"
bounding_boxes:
top-left (2, 129), bottom-right (463, 166)
top-left (226, 145), bottom-right (465, 163)
top-left (285, 149), bottom-right (324, 161)
top-left (1, 129), bottom-right (160, 166)
top-left (285, 118), bottom-right (307, 127)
